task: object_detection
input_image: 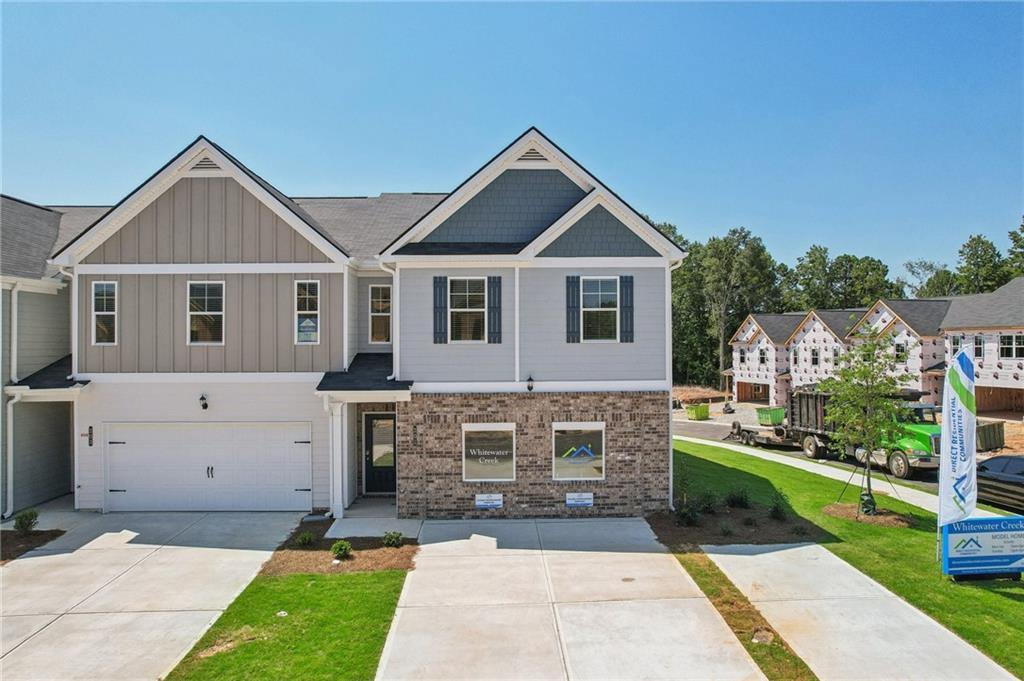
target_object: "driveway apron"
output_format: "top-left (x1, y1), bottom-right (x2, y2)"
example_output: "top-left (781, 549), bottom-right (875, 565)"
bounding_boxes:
top-left (377, 518), bottom-right (765, 681)
top-left (1, 508), bottom-right (301, 680)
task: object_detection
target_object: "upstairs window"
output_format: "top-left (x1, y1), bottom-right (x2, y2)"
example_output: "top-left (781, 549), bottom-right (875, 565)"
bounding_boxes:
top-left (295, 280), bottom-right (320, 345)
top-left (188, 281), bottom-right (224, 345)
top-left (974, 336), bottom-right (984, 359)
top-left (894, 343), bottom-right (908, 362)
top-left (951, 336), bottom-right (961, 354)
top-left (1000, 334), bottom-right (1024, 359)
top-left (759, 348), bottom-right (767, 365)
top-left (369, 285), bottom-right (392, 344)
top-left (811, 349), bottom-right (820, 366)
top-left (581, 277), bottom-right (618, 342)
top-left (92, 281), bottom-right (117, 345)
top-left (833, 347), bottom-right (840, 363)
top-left (738, 349), bottom-right (747, 364)
top-left (449, 277), bottom-right (486, 342)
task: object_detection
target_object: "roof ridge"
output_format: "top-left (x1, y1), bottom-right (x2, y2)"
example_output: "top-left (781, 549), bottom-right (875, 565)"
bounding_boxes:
top-left (1, 193), bottom-right (59, 212)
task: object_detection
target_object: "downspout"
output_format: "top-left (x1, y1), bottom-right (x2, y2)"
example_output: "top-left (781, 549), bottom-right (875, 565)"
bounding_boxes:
top-left (59, 267), bottom-right (75, 378)
top-left (9, 282), bottom-right (21, 382)
top-left (379, 261), bottom-right (398, 380)
top-left (667, 257), bottom-right (684, 511)
top-left (4, 391), bottom-right (24, 518)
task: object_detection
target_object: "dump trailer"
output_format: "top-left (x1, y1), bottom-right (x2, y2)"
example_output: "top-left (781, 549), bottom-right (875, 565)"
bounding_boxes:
top-left (730, 390), bottom-right (835, 458)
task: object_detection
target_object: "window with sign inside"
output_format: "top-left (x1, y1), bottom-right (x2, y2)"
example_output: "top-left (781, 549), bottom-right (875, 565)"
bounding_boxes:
top-left (463, 424), bottom-right (515, 481)
top-left (552, 422), bottom-right (605, 480)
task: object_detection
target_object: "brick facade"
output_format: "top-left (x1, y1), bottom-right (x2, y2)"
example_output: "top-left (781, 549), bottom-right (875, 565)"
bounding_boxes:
top-left (394, 391), bottom-right (670, 519)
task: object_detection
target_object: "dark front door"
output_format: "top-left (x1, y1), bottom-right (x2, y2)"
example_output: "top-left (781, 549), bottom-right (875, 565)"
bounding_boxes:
top-left (364, 413), bottom-right (396, 494)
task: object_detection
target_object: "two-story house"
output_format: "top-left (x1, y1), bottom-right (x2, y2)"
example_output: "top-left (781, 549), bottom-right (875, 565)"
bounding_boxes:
top-left (785, 308), bottom-right (866, 393)
top-left (727, 313), bottom-right (804, 405)
top-left (39, 128), bottom-right (683, 519)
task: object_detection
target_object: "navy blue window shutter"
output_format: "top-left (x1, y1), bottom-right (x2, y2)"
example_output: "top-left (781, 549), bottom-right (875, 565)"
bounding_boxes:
top-left (487, 276), bottom-right (502, 344)
top-left (433, 276), bottom-right (448, 344)
top-left (566, 275), bottom-right (581, 343)
top-left (620, 275), bottom-right (634, 343)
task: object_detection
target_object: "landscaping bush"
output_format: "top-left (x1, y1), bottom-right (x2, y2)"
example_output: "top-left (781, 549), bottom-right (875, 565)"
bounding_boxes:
top-left (330, 539), bottom-right (353, 560)
top-left (382, 531), bottom-right (403, 548)
top-left (719, 523), bottom-right (735, 537)
top-left (13, 509), bottom-right (38, 536)
top-left (769, 491), bottom-right (789, 521)
top-left (725, 487), bottom-right (751, 509)
top-left (675, 501), bottom-right (701, 527)
top-left (695, 492), bottom-right (719, 515)
top-left (292, 530), bottom-right (315, 548)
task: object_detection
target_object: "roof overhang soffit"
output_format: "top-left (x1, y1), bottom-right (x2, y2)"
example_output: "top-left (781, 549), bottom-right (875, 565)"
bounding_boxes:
top-left (50, 139), bottom-right (348, 266)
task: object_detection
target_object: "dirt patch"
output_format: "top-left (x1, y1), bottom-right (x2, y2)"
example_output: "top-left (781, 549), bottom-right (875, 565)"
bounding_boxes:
top-left (673, 385), bottom-right (728, 404)
top-left (822, 503), bottom-right (913, 528)
top-left (1003, 420), bottom-right (1024, 453)
top-left (0, 529), bottom-right (65, 564)
top-left (260, 520), bottom-right (417, 576)
top-left (195, 626), bottom-right (265, 659)
top-left (647, 505), bottom-right (827, 548)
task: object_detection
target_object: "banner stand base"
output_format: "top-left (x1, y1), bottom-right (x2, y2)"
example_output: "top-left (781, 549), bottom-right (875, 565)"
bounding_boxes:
top-left (952, 572), bottom-right (1021, 583)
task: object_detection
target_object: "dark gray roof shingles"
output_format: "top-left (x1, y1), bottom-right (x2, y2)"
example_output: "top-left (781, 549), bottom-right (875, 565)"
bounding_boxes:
top-left (939, 277), bottom-right (1024, 330)
top-left (750, 313), bottom-right (806, 343)
top-left (1, 195), bottom-right (62, 279)
top-left (317, 353), bottom-right (412, 391)
top-left (814, 308), bottom-right (868, 338)
top-left (882, 298), bottom-right (953, 337)
top-left (11, 355), bottom-right (88, 390)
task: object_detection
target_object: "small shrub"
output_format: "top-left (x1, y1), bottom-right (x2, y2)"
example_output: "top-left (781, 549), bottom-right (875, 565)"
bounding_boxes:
top-left (382, 531), bottom-right (403, 548)
top-left (719, 523), bottom-right (735, 537)
top-left (725, 487), bottom-right (751, 509)
top-left (675, 502), bottom-right (701, 527)
top-left (769, 491), bottom-right (789, 521)
top-left (13, 509), bottom-right (38, 536)
top-left (695, 492), bottom-right (719, 515)
top-left (330, 539), bottom-right (353, 560)
top-left (742, 516), bottom-right (758, 528)
top-left (792, 525), bottom-right (808, 537)
top-left (292, 530), bottom-right (315, 548)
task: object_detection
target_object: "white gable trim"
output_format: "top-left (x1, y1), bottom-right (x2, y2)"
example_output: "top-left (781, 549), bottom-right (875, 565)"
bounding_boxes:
top-left (520, 190), bottom-right (673, 258)
top-left (382, 128), bottom-right (684, 258)
top-left (846, 301), bottom-right (896, 339)
top-left (51, 138), bottom-right (348, 266)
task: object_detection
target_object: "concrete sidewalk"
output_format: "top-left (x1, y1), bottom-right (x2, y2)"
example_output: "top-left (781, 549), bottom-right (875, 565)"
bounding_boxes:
top-left (704, 543), bottom-right (1014, 681)
top-left (674, 435), bottom-right (1000, 519)
top-left (377, 518), bottom-right (765, 681)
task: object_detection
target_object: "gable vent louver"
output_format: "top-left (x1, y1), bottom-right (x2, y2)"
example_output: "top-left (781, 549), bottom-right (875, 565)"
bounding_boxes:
top-left (191, 156), bottom-right (221, 171)
top-left (518, 148), bottom-right (546, 162)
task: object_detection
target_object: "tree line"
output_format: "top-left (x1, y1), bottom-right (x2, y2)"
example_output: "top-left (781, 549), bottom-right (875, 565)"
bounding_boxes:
top-left (654, 218), bottom-right (1024, 388)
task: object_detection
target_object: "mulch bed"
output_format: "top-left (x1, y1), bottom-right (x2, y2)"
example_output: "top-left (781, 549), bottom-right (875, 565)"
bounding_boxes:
top-left (822, 503), bottom-right (913, 528)
top-left (648, 505), bottom-right (828, 548)
top-left (260, 519), bottom-right (417, 576)
top-left (1, 529), bottom-right (65, 564)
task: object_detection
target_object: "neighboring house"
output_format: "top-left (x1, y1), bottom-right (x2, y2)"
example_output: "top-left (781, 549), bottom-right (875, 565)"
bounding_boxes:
top-left (940, 277), bottom-right (1024, 414)
top-left (727, 313), bottom-right (804, 405)
top-left (786, 308), bottom-right (866, 394)
top-left (0, 196), bottom-right (97, 517)
top-left (38, 128), bottom-right (684, 519)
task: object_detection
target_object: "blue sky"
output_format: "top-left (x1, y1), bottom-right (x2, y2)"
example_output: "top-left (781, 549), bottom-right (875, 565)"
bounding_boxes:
top-left (3, 2), bottom-right (1021, 275)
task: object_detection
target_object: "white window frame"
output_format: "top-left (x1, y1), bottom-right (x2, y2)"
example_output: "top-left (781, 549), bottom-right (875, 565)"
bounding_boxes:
top-left (894, 342), bottom-right (907, 362)
top-left (462, 422), bottom-right (516, 482)
top-left (810, 348), bottom-right (820, 366)
top-left (951, 336), bottom-right (961, 354)
top-left (580, 276), bottom-right (619, 343)
top-left (91, 280), bottom-right (118, 346)
top-left (738, 348), bottom-right (746, 365)
top-left (186, 280), bottom-right (225, 346)
top-left (759, 348), bottom-right (767, 365)
top-left (552, 421), bottom-right (606, 482)
top-left (1000, 334), bottom-right (1024, 359)
top-left (294, 279), bottom-right (320, 345)
top-left (832, 347), bottom-right (840, 363)
top-left (448, 276), bottom-right (487, 344)
top-left (368, 284), bottom-right (392, 345)
top-left (974, 335), bottom-right (984, 359)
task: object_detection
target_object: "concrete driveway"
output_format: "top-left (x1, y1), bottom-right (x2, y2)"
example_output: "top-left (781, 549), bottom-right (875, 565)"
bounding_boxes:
top-left (1, 499), bottom-right (301, 680)
top-left (377, 518), bottom-right (764, 681)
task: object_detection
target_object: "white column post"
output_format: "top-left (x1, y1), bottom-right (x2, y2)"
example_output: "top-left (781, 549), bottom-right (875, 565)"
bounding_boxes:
top-left (330, 402), bottom-right (345, 518)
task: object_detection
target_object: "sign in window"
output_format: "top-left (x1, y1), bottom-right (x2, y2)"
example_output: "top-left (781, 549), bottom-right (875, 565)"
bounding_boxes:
top-left (463, 424), bottom-right (515, 481)
top-left (553, 423), bottom-right (605, 480)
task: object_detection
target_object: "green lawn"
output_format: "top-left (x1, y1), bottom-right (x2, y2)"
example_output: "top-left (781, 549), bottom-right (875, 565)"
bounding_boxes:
top-left (168, 571), bottom-right (406, 681)
top-left (676, 440), bottom-right (1024, 679)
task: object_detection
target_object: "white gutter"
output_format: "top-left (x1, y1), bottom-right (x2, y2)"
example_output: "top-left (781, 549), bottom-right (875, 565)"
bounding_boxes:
top-left (59, 267), bottom-right (76, 378)
top-left (9, 282), bottom-right (20, 382)
top-left (379, 261), bottom-right (399, 380)
top-left (4, 391), bottom-right (24, 518)
top-left (667, 257), bottom-right (684, 511)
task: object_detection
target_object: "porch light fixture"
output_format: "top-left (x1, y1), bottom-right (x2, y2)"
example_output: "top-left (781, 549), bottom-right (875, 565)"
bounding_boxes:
top-left (199, 394), bottom-right (209, 410)
top-left (527, 376), bottom-right (534, 392)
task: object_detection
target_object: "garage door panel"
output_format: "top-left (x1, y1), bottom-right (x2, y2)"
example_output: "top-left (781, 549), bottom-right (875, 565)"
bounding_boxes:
top-left (105, 422), bottom-right (312, 512)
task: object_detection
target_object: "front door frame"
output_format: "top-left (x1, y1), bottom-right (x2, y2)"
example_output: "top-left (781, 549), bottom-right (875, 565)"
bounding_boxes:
top-left (362, 411), bottom-right (397, 495)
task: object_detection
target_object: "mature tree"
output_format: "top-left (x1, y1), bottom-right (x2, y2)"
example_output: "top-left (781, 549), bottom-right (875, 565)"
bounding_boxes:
top-left (955, 234), bottom-right (1010, 294)
top-left (702, 228), bottom-right (779, 389)
top-left (788, 245), bottom-right (835, 309)
top-left (831, 254), bottom-right (904, 307)
top-left (1007, 217), bottom-right (1024, 278)
top-left (819, 334), bottom-right (910, 515)
top-left (904, 259), bottom-right (957, 297)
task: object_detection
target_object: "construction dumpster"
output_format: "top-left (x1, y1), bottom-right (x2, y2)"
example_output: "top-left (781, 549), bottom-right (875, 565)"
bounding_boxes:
top-left (685, 403), bottom-right (710, 421)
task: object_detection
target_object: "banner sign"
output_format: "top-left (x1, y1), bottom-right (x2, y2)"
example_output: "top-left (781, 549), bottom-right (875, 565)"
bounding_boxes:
top-left (942, 516), bottom-right (1024, 576)
top-left (566, 492), bottom-right (594, 508)
top-left (938, 351), bottom-right (977, 526)
top-left (474, 493), bottom-right (503, 510)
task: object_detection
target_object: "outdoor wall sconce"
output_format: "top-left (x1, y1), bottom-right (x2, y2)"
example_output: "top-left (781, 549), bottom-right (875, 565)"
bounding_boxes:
top-left (199, 394), bottom-right (209, 410)
top-left (527, 376), bottom-right (534, 392)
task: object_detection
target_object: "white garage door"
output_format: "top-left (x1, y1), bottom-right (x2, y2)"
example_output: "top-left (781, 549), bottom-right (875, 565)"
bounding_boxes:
top-left (105, 422), bottom-right (312, 512)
